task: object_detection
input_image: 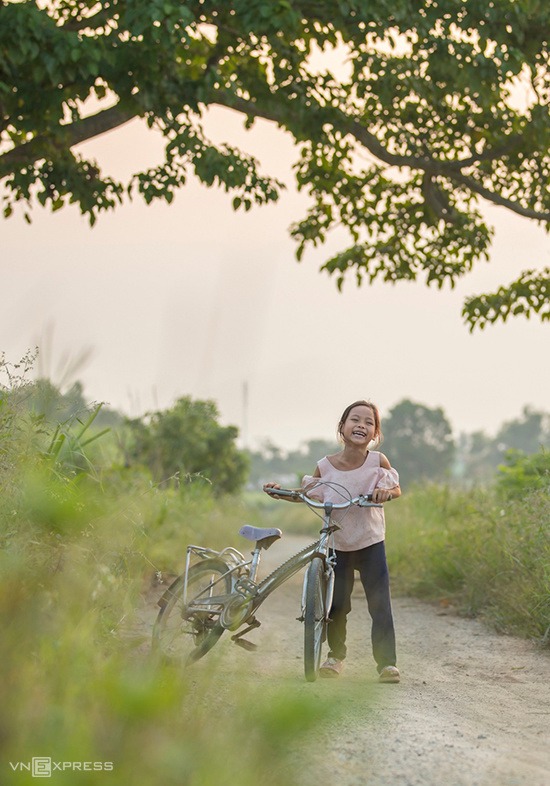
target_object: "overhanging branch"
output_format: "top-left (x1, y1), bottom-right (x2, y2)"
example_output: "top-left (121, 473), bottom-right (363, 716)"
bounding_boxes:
top-left (450, 172), bottom-right (550, 222)
top-left (212, 90), bottom-right (550, 224)
top-left (0, 103), bottom-right (136, 178)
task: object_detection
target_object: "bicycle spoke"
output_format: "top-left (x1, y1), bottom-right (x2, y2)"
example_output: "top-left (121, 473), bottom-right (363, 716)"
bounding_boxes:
top-left (152, 560), bottom-right (231, 663)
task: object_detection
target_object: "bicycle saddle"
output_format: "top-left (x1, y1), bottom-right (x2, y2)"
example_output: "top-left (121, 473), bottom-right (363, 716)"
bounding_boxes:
top-left (239, 525), bottom-right (282, 549)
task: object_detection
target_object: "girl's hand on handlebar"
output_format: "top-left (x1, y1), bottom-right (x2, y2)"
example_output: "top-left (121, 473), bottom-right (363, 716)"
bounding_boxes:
top-left (263, 482), bottom-right (282, 498)
top-left (263, 483), bottom-right (302, 502)
top-left (372, 487), bottom-right (395, 503)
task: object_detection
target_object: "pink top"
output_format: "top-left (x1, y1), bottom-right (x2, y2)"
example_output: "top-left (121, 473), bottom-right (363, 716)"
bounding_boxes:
top-left (301, 452), bottom-right (399, 551)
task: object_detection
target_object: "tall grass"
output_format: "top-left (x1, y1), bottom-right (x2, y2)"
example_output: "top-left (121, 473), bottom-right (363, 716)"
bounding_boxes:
top-left (385, 485), bottom-right (550, 642)
top-left (1, 469), bottom-right (339, 786)
top-left (1, 369), bottom-right (337, 786)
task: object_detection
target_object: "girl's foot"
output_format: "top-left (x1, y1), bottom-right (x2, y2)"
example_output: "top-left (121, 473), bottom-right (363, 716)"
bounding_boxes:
top-left (319, 658), bottom-right (344, 677)
top-left (378, 665), bottom-right (400, 683)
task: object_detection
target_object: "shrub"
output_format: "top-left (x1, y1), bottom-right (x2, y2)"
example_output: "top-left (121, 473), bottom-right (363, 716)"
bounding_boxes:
top-left (386, 483), bottom-right (550, 642)
top-left (496, 448), bottom-right (550, 498)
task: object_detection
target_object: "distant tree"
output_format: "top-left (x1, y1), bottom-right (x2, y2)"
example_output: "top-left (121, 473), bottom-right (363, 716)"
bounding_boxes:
top-left (285, 438), bottom-right (340, 477)
top-left (383, 399), bottom-right (454, 487)
top-left (495, 406), bottom-right (550, 456)
top-left (454, 430), bottom-right (501, 485)
top-left (11, 378), bottom-right (86, 422)
top-left (298, 439), bottom-right (341, 466)
top-left (246, 440), bottom-right (291, 485)
top-left (1, 1), bottom-right (549, 328)
top-left (125, 396), bottom-right (248, 494)
top-left (247, 437), bottom-right (339, 486)
top-left (455, 407), bottom-right (550, 485)
top-left (7, 377), bottom-right (124, 429)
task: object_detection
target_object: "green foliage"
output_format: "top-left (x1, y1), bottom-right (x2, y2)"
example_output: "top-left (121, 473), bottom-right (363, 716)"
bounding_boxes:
top-left (125, 396), bottom-right (249, 495)
top-left (382, 399), bottom-right (455, 488)
top-left (1, 1), bottom-right (549, 326)
top-left (464, 268), bottom-right (550, 330)
top-left (496, 448), bottom-right (550, 498)
top-left (386, 484), bottom-right (550, 642)
top-left (0, 349), bottom-right (38, 481)
top-left (2, 382), bottom-right (111, 490)
top-left (0, 381), bottom-right (332, 786)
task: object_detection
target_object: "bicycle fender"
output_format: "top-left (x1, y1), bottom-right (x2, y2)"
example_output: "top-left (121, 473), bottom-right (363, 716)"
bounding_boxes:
top-left (157, 575), bottom-right (184, 609)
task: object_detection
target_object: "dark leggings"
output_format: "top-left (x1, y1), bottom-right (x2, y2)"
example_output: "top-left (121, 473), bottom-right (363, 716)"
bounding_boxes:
top-left (327, 541), bottom-right (396, 672)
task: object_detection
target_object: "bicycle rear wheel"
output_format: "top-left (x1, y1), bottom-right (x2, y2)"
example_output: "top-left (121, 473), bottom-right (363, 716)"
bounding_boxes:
top-left (303, 557), bottom-right (328, 682)
top-left (153, 558), bottom-right (231, 664)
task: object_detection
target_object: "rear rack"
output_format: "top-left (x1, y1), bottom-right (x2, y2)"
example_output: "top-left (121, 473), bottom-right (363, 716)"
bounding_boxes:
top-left (183, 544), bottom-right (250, 605)
top-left (186, 544), bottom-right (246, 571)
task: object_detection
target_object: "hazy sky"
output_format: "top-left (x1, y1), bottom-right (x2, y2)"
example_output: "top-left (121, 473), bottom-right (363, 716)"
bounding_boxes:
top-left (2, 108), bottom-right (549, 451)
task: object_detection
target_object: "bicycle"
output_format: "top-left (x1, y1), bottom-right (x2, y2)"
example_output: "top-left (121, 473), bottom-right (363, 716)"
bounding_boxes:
top-left (152, 482), bottom-right (383, 681)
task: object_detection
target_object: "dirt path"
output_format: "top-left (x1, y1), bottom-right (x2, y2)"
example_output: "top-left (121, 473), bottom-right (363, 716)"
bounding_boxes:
top-left (146, 535), bottom-right (550, 786)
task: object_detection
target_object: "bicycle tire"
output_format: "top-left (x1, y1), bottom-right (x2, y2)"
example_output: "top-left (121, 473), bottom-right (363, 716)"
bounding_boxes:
top-left (303, 557), bottom-right (328, 682)
top-left (152, 558), bottom-right (231, 664)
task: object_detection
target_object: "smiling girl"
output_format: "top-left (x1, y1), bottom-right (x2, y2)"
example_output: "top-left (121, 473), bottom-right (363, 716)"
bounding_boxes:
top-left (264, 399), bottom-right (402, 683)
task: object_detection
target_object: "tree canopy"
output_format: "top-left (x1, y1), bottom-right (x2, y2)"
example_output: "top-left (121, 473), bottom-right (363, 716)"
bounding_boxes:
top-left (125, 396), bottom-right (249, 494)
top-left (1, 0), bottom-right (549, 327)
top-left (382, 399), bottom-right (455, 487)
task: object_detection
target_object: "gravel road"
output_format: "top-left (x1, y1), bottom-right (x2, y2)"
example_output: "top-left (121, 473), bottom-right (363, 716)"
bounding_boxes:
top-left (149, 534), bottom-right (550, 786)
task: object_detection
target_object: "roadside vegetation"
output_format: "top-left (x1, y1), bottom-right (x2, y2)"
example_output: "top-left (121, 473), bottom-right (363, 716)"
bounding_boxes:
top-left (1, 353), bottom-right (548, 784)
top-left (0, 355), bottom-right (332, 786)
top-left (385, 479), bottom-right (550, 642)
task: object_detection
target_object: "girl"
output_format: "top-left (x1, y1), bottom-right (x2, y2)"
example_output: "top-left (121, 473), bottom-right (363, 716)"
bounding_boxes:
top-left (264, 400), bottom-right (401, 683)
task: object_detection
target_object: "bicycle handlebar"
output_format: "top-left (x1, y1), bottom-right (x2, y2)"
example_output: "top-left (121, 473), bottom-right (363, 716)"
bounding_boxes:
top-left (264, 487), bottom-right (384, 508)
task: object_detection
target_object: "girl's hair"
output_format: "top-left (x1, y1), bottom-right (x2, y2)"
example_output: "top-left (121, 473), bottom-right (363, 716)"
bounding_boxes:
top-left (337, 400), bottom-right (383, 446)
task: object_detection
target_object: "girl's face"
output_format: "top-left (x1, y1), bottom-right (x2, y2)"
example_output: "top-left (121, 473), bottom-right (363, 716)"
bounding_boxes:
top-left (340, 405), bottom-right (377, 447)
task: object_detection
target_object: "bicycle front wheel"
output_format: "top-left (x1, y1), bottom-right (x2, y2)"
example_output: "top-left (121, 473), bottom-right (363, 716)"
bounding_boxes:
top-left (153, 558), bottom-right (231, 664)
top-left (303, 557), bottom-right (328, 682)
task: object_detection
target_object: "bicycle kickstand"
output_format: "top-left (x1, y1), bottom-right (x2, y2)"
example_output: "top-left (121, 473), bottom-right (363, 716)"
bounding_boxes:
top-left (231, 618), bottom-right (261, 651)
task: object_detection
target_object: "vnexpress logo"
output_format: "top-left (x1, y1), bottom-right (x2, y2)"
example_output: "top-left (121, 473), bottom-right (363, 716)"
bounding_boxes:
top-left (9, 758), bottom-right (114, 777)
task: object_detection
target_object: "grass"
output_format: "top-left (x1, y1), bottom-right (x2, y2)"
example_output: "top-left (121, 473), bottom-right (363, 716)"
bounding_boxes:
top-left (0, 363), bottom-right (337, 786)
top-left (385, 484), bottom-right (550, 642)
top-left (1, 471), bottom-right (336, 786)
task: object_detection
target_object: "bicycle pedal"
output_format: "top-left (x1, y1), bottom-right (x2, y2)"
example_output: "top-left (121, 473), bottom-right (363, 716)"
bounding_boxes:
top-left (232, 638), bottom-right (258, 652)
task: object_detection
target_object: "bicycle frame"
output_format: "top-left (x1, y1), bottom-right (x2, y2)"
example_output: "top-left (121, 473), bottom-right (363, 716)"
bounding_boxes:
top-left (182, 528), bottom-right (333, 631)
top-left (181, 492), bottom-right (374, 634)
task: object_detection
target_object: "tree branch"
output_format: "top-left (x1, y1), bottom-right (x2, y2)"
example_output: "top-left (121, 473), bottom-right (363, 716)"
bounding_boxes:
top-left (212, 90), bottom-right (550, 224)
top-left (450, 171), bottom-right (550, 222)
top-left (0, 103), bottom-right (136, 177)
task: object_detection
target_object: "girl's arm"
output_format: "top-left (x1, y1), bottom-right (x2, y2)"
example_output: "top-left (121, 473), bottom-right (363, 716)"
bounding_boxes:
top-left (372, 453), bottom-right (402, 503)
top-left (263, 465), bottom-right (321, 502)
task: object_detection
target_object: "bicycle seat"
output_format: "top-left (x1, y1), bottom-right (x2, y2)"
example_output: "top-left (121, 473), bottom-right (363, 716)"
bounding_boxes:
top-left (239, 525), bottom-right (282, 549)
